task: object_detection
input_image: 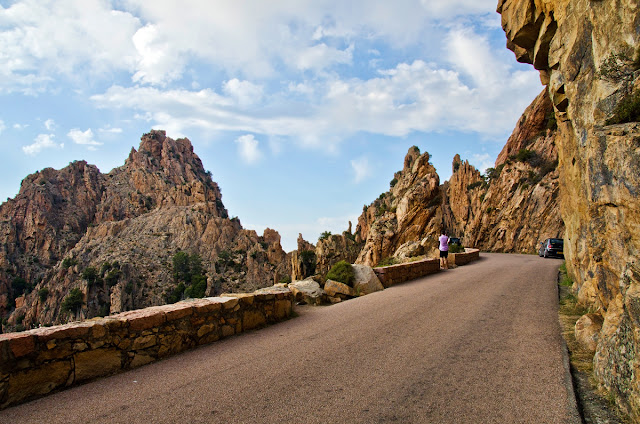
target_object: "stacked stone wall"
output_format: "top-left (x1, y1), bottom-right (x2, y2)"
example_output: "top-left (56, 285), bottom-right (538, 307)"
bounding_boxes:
top-left (0, 289), bottom-right (293, 409)
top-left (450, 248), bottom-right (481, 266)
top-left (373, 249), bottom-right (481, 287)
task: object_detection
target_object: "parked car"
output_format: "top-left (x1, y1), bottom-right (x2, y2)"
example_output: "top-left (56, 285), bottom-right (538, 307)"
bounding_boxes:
top-left (449, 237), bottom-right (461, 246)
top-left (539, 238), bottom-right (564, 258)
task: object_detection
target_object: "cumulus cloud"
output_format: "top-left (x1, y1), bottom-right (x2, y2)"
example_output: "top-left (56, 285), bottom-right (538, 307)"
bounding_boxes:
top-left (351, 156), bottom-right (373, 183)
top-left (44, 119), bottom-right (55, 130)
top-left (0, 0), bottom-right (503, 91)
top-left (98, 126), bottom-right (123, 134)
top-left (470, 153), bottom-right (494, 174)
top-left (22, 134), bottom-right (63, 155)
top-left (0, 0), bottom-right (140, 93)
top-left (68, 128), bottom-right (102, 149)
top-left (223, 79), bottom-right (264, 107)
top-left (235, 134), bottom-right (262, 164)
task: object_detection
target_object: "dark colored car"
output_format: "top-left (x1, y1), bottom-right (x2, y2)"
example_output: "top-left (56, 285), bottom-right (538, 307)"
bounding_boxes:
top-left (539, 238), bottom-right (564, 258)
top-left (449, 237), bottom-right (461, 246)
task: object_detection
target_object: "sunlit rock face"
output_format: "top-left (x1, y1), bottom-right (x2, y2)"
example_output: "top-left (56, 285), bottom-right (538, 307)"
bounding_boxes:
top-left (1, 130), bottom-right (289, 330)
top-left (499, 0), bottom-right (640, 416)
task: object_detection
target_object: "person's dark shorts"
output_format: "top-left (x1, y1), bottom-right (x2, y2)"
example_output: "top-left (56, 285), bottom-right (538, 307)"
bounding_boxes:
top-left (440, 250), bottom-right (448, 258)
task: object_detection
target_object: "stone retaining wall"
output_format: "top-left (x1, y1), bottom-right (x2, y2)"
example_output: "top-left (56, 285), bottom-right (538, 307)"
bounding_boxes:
top-left (450, 248), bottom-right (481, 266)
top-left (373, 249), bottom-right (481, 287)
top-left (373, 258), bottom-right (440, 288)
top-left (0, 288), bottom-right (293, 410)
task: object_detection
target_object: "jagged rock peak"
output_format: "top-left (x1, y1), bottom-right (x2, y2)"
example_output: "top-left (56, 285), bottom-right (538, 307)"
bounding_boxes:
top-left (403, 145), bottom-right (422, 171)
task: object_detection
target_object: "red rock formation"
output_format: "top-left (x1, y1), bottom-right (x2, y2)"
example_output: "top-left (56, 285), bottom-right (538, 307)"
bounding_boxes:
top-left (1, 130), bottom-right (288, 331)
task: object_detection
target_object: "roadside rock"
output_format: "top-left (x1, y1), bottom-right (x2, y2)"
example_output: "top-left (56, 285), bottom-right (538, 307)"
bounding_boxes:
top-left (289, 278), bottom-right (325, 306)
top-left (323, 280), bottom-right (356, 299)
top-left (352, 265), bottom-right (384, 296)
top-left (575, 313), bottom-right (604, 353)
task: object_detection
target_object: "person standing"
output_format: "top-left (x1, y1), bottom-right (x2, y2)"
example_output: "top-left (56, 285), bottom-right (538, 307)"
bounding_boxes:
top-left (439, 231), bottom-right (450, 269)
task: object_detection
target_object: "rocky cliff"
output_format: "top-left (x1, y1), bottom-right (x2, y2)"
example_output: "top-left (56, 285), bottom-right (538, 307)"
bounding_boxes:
top-left (351, 102), bottom-right (563, 268)
top-left (498, 0), bottom-right (640, 417)
top-left (355, 146), bottom-right (443, 266)
top-left (1, 130), bottom-right (289, 331)
top-left (447, 89), bottom-right (564, 252)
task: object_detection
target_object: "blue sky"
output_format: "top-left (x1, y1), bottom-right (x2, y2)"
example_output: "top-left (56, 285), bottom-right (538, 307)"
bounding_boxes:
top-left (0, 0), bottom-right (542, 252)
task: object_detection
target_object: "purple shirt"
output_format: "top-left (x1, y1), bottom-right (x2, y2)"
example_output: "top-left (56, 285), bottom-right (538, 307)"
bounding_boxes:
top-left (439, 235), bottom-right (449, 251)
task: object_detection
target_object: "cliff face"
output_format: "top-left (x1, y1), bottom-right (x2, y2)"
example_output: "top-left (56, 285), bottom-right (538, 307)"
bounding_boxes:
top-left (356, 147), bottom-right (442, 266)
top-left (350, 92), bottom-right (563, 268)
top-left (448, 89), bottom-right (564, 252)
top-left (1, 130), bottom-right (288, 330)
top-left (499, 0), bottom-right (640, 416)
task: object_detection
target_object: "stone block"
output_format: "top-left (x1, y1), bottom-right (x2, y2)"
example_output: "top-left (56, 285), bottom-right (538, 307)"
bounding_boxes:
top-left (196, 323), bottom-right (217, 339)
top-left (324, 280), bottom-right (356, 298)
top-left (221, 325), bottom-right (235, 337)
top-left (74, 349), bottom-right (122, 383)
top-left (5, 360), bottom-right (72, 407)
top-left (31, 322), bottom-right (93, 342)
top-left (129, 353), bottom-right (155, 369)
top-left (4, 333), bottom-right (36, 359)
top-left (243, 310), bottom-right (267, 331)
top-left (164, 303), bottom-right (194, 321)
top-left (132, 334), bottom-right (157, 350)
top-left (275, 300), bottom-right (292, 318)
top-left (125, 310), bottom-right (166, 332)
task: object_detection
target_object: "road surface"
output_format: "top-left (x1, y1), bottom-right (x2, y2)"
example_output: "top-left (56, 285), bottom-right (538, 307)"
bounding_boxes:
top-left (1, 253), bottom-right (579, 423)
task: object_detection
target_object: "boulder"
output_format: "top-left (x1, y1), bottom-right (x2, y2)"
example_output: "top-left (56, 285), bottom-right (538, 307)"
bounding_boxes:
top-left (575, 313), bottom-right (604, 353)
top-left (351, 265), bottom-right (384, 296)
top-left (288, 278), bottom-right (325, 306)
top-left (324, 279), bottom-right (356, 299)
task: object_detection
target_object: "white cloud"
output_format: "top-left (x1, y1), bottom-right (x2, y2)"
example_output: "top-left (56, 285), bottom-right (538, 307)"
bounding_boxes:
top-left (0, 0), bottom-right (140, 93)
top-left (22, 133), bottom-right (63, 155)
top-left (235, 134), bottom-right (262, 164)
top-left (470, 153), bottom-right (493, 174)
top-left (0, 0), bottom-right (502, 91)
top-left (44, 119), bottom-right (55, 130)
top-left (13, 123), bottom-right (28, 130)
top-left (351, 156), bottom-right (372, 183)
top-left (292, 43), bottom-right (353, 71)
top-left (0, 120), bottom-right (5, 135)
top-left (67, 128), bottom-right (102, 149)
top-left (223, 79), bottom-right (264, 107)
top-left (98, 126), bottom-right (123, 134)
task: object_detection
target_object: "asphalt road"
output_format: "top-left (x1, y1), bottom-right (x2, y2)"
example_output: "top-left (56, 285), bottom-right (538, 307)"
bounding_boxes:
top-left (1, 253), bottom-right (580, 424)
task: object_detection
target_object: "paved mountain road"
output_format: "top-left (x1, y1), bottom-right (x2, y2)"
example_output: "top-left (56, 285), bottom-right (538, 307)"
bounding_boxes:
top-left (2, 253), bottom-right (580, 423)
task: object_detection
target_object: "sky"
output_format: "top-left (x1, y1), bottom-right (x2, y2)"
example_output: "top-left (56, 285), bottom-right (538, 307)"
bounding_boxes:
top-left (0, 0), bottom-right (543, 252)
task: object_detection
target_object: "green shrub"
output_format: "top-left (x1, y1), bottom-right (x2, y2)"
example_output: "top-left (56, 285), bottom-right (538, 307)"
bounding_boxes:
top-left (81, 267), bottom-right (100, 287)
top-left (62, 257), bottom-right (77, 269)
top-left (326, 260), bottom-right (355, 287)
top-left (105, 269), bottom-right (122, 287)
top-left (165, 282), bottom-right (185, 304)
top-left (377, 257), bottom-right (398, 267)
top-left (318, 231), bottom-right (332, 241)
top-left (467, 181), bottom-right (483, 190)
top-left (38, 287), bottom-right (49, 302)
top-left (514, 149), bottom-right (535, 163)
top-left (390, 177), bottom-right (398, 187)
top-left (125, 281), bottom-right (134, 294)
top-left (185, 274), bottom-right (207, 298)
top-left (606, 90), bottom-right (640, 125)
top-left (61, 288), bottom-right (83, 313)
top-left (546, 111), bottom-right (557, 131)
top-left (300, 250), bottom-right (317, 278)
top-left (12, 277), bottom-right (29, 297)
top-left (279, 276), bottom-right (292, 285)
